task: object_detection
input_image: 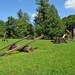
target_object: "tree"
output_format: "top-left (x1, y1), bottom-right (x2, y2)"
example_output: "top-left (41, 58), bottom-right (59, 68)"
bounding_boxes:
top-left (34, 0), bottom-right (65, 39)
top-left (27, 24), bottom-right (34, 36)
top-left (62, 15), bottom-right (75, 39)
top-left (62, 15), bottom-right (75, 29)
top-left (5, 16), bottom-right (17, 38)
top-left (17, 9), bottom-right (29, 22)
top-left (17, 9), bottom-right (23, 19)
top-left (16, 9), bottom-right (30, 37)
top-left (0, 20), bottom-right (5, 37)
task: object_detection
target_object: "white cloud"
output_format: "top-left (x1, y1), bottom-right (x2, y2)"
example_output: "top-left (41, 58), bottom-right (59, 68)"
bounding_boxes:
top-left (64, 0), bottom-right (75, 9)
top-left (32, 13), bottom-right (37, 19)
top-left (30, 12), bottom-right (37, 23)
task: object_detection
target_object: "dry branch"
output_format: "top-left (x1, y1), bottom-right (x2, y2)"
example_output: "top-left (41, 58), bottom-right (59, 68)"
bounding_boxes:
top-left (0, 35), bottom-right (43, 56)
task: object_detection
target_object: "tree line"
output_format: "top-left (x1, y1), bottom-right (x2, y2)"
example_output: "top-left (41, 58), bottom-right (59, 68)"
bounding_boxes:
top-left (0, 0), bottom-right (75, 39)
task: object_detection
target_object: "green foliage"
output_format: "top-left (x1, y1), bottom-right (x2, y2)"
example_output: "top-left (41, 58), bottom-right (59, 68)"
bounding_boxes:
top-left (17, 9), bottom-right (30, 22)
top-left (2, 9), bottom-right (34, 38)
top-left (27, 24), bottom-right (34, 35)
top-left (17, 9), bottom-right (23, 19)
top-left (62, 15), bottom-right (75, 29)
top-left (34, 0), bottom-right (65, 39)
top-left (16, 9), bottom-right (34, 37)
top-left (0, 2), bottom-right (70, 39)
top-left (5, 16), bottom-right (18, 38)
top-left (0, 20), bottom-right (5, 37)
top-left (35, 24), bottom-right (42, 36)
top-left (16, 18), bottom-right (28, 37)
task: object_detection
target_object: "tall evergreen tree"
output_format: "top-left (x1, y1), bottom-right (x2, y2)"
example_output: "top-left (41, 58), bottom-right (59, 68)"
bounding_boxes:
top-left (34, 0), bottom-right (65, 39)
top-left (5, 16), bottom-right (17, 38)
top-left (16, 9), bottom-right (31, 37)
top-left (0, 20), bottom-right (5, 37)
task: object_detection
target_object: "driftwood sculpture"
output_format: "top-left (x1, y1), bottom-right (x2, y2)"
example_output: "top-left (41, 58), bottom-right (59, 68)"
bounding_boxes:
top-left (0, 35), bottom-right (43, 56)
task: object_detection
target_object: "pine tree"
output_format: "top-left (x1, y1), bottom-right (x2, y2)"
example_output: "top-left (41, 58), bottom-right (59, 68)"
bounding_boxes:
top-left (34, 0), bottom-right (65, 39)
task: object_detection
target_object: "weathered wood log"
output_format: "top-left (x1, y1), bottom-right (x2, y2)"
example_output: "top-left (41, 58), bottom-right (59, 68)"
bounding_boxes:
top-left (53, 36), bottom-right (67, 44)
top-left (23, 46), bottom-right (32, 52)
top-left (0, 35), bottom-right (30, 51)
top-left (0, 35), bottom-right (43, 56)
top-left (8, 44), bottom-right (17, 50)
top-left (8, 35), bottom-right (43, 52)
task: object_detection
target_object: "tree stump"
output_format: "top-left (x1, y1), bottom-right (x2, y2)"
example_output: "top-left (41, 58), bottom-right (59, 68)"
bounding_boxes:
top-left (53, 37), bottom-right (67, 44)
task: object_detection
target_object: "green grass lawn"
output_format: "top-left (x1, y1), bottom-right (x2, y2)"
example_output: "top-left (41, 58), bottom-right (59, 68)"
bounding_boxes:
top-left (0, 39), bottom-right (75, 75)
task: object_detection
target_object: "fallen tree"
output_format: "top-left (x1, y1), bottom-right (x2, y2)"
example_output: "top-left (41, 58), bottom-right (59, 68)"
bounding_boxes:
top-left (0, 35), bottom-right (31, 51)
top-left (0, 35), bottom-right (43, 56)
top-left (53, 30), bottom-right (71, 44)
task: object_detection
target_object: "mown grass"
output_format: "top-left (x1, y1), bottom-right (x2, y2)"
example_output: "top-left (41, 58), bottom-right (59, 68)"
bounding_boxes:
top-left (0, 39), bottom-right (75, 75)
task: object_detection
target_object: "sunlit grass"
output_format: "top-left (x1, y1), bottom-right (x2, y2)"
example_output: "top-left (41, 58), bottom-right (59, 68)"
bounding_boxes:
top-left (0, 39), bottom-right (75, 75)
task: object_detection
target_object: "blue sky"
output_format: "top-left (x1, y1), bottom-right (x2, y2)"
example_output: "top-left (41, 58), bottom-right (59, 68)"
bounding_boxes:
top-left (51, 0), bottom-right (75, 18)
top-left (0, 0), bottom-right (75, 21)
